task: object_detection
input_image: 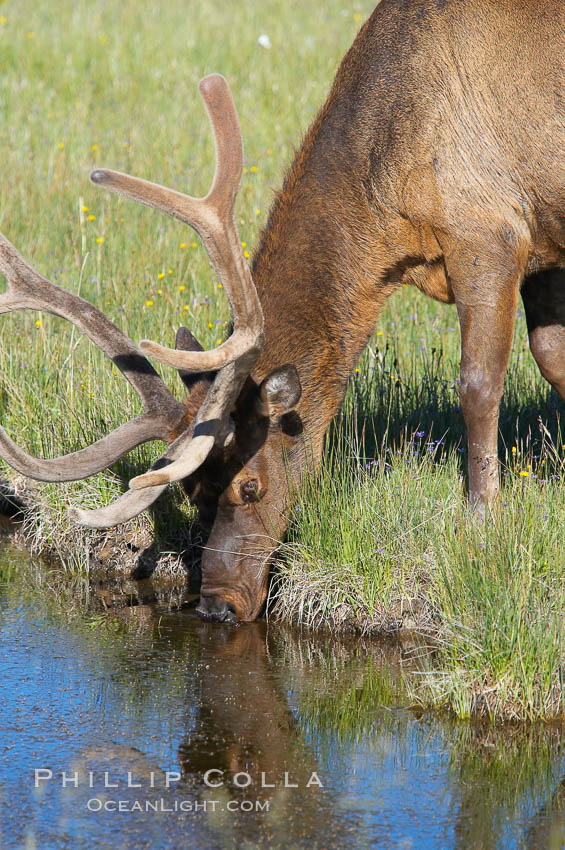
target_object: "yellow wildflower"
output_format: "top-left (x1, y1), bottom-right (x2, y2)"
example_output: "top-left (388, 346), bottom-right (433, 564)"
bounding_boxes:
top-left (519, 471), bottom-right (529, 477)
top-left (82, 205), bottom-right (89, 212)
top-left (179, 242), bottom-right (186, 249)
top-left (145, 300), bottom-right (154, 307)
top-left (35, 319), bottom-right (41, 328)
top-left (57, 142), bottom-right (64, 150)
top-left (178, 285), bottom-right (185, 292)
top-left (92, 144), bottom-right (98, 152)
top-left (96, 236), bottom-right (104, 243)
top-left (157, 272), bottom-right (165, 279)
top-left (87, 215), bottom-right (96, 221)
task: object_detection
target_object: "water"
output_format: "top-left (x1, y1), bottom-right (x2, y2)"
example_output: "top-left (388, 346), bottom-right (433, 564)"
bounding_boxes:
top-left (1, 543), bottom-right (565, 849)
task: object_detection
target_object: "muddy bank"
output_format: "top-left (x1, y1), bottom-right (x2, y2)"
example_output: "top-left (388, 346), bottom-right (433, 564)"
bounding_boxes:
top-left (0, 478), bottom-right (430, 633)
top-left (0, 510), bottom-right (431, 634)
top-left (0, 477), bottom-right (203, 612)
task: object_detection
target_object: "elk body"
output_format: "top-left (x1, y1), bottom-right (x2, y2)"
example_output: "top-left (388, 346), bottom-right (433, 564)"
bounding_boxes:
top-left (1, 0), bottom-right (564, 622)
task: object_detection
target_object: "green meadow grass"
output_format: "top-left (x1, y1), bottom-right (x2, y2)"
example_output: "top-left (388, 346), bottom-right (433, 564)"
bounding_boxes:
top-left (1, 0), bottom-right (565, 719)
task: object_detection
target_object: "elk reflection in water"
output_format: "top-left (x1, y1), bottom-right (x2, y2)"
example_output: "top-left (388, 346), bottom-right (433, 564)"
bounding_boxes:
top-left (2, 548), bottom-right (565, 849)
top-left (177, 620), bottom-right (354, 844)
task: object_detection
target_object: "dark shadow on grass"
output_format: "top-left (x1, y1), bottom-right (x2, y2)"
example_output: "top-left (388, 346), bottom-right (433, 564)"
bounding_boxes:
top-left (0, 478), bottom-right (26, 535)
top-left (332, 344), bottom-right (565, 484)
top-left (0, 478), bottom-right (26, 520)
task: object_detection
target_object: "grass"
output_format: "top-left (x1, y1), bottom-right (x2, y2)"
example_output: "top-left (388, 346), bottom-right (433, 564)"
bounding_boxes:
top-left (276, 627), bottom-right (565, 844)
top-left (271, 341), bottom-right (565, 720)
top-left (1, 0), bottom-right (565, 720)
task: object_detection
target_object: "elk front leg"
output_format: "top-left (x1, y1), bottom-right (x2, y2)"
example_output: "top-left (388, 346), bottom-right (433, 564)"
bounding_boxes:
top-left (450, 250), bottom-right (524, 517)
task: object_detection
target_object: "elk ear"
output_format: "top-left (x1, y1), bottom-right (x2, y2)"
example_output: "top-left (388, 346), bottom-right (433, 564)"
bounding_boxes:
top-left (257, 365), bottom-right (302, 417)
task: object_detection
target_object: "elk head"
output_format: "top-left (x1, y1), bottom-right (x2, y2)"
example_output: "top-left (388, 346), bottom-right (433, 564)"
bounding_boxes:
top-left (0, 75), bottom-right (304, 623)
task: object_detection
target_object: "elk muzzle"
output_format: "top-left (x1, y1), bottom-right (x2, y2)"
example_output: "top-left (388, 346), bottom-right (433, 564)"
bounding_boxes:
top-left (196, 566), bottom-right (271, 624)
top-left (195, 503), bottom-right (280, 623)
top-left (195, 595), bottom-right (239, 624)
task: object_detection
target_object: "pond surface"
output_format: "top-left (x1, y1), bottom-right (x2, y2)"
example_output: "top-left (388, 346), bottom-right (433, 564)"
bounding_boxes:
top-left (1, 544), bottom-right (565, 849)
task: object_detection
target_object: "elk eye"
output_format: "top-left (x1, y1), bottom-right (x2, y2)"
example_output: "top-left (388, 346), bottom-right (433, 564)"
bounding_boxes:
top-left (240, 479), bottom-right (260, 503)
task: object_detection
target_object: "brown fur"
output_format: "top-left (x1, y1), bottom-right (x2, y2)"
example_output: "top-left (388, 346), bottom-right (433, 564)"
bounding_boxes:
top-left (192, 0), bottom-right (565, 622)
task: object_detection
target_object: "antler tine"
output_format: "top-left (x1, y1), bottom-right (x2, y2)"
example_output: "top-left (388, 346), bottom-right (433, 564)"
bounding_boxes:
top-left (68, 483), bottom-right (169, 528)
top-left (82, 73), bottom-right (265, 495)
top-left (1, 74), bottom-right (263, 523)
top-left (0, 232), bottom-right (187, 482)
top-left (0, 416), bottom-right (175, 483)
top-left (90, 73), bottom-right (264, 375)
top-left (199, 73), bottom-right (244, 212)
top-left (68, 404), bottom-right (213, 526)
top-left (129, 359), bottom-right (245, 490)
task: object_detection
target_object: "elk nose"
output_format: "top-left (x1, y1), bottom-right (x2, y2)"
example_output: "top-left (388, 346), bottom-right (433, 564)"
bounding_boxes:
top-left (196, 595), bottom-right (238, 624)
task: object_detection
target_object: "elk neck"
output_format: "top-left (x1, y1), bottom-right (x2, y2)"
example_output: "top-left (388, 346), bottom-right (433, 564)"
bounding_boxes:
top-left (250, 108), bottom-right (403, 447)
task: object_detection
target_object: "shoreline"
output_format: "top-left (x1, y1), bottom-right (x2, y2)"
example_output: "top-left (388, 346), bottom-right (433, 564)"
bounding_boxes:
top-left (2, 479), bottom-right (564, 724)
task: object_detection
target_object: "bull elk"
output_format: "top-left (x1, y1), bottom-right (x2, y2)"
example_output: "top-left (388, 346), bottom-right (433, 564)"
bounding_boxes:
top-left (1, 0), bottom-right (564, 622)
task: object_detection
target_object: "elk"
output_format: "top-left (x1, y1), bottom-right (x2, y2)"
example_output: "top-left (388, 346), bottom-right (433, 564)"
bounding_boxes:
top-left (178, 622), bottom-right (334, 841)
top-left (0, 0), bottom-right (564, 623)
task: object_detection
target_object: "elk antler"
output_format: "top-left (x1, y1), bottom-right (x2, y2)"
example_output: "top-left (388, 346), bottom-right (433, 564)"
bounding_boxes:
top-left (0, 234), bottom-right (187, 482)
top-left (0, 74), bottom-right (263, 527)
top-left (88, 73), bottom-right (264, 494)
